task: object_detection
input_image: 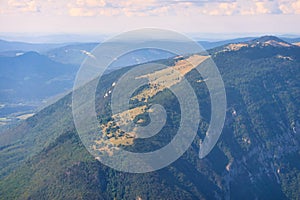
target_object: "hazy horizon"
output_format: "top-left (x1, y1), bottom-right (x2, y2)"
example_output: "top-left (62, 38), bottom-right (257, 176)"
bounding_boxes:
top-left (1, 0), bottom-right (300, 43)
top-left (1, 32), bottom-right (300, 44)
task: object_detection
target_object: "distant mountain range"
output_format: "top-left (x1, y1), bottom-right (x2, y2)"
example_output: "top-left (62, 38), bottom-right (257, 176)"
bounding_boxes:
top-left (1, 35), bottom-right (299, 125)
top-left (0, 39), bottom-right (70, 53)
top-left (1, 36), bottom-right (299, 66)
top-left (0, 51), bottom-right (77, 102)
top-left (0, 36), bottom-right (299, 199)
top-left (0, 51), bottom-right (78, 125)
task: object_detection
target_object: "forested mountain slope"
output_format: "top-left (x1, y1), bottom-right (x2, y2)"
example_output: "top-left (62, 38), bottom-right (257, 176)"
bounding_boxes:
top-left (0, 36), bottom-right (299, 199)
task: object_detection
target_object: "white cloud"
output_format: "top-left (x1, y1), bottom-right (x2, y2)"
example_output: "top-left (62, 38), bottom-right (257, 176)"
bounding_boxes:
top-left (76, 0), bottom-right (106, 7)
top-left (279, 0), bottom-right (300, 14)
top-left (201, 2), bottom-right (238, 15)
top-left (69, 7), bottom-right (94, 16)
top-left (2, 0), bottom-right (300, 17)
top-left (293, 0), bottom-right (300, 14)
top-left (7, 0), bottom-right (39, 12)
top-left (255, 2), bottom-right (270, 14)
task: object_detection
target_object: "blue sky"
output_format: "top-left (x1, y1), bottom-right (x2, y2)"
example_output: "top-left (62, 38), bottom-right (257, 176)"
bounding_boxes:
top-left (0, 0), bottom-right (300, 41)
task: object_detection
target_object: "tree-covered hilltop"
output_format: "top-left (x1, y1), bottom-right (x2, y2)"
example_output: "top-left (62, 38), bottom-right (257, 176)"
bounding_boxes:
top-left (0, 36), bottom-right (299, 199)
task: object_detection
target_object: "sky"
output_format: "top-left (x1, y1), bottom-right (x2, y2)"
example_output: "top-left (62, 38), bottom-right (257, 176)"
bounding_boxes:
top-left (0, 0), bottom-right (300, 42)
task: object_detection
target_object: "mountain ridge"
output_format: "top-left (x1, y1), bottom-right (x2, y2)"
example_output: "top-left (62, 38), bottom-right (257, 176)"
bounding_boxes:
top-left (211, 36), bottom-right (300, 57)
top-left (0, 36), bottom-right (300, 199)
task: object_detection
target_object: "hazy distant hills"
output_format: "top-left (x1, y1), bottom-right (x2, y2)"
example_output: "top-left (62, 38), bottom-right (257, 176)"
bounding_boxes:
top-left (0, 36), bottom-right (299, 199)
top-left (1, 36), bottom-right (299, 54)
top-left (44, 43), bottom-right (98, 65)
top-left (18, 37), bottom-right (265, 65)
top-left (43, 36), bottom-right (300, 67)
top-left (1, 36), bottom-right (299, 66)
top-left (0, 51), bottom-right (77, 102)
top-left (45, 43), bottom-right (175, 67)
top-left (0, 39), bottom-right (69, 53)
top-left (0, 51), bottom-right (78, 123)
top-left (0, 35), bottom-right (299, 122)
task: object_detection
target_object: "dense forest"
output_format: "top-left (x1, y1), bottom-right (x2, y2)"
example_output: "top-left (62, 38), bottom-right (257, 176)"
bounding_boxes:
top-left (0, 36), bottom-right (300, 199)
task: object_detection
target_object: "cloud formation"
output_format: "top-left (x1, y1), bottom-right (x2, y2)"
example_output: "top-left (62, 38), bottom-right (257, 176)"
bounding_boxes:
top-left (65, 0), bottom-right (300, 17)
top-left (7, 0), bottom-right (40, 13)
top-left (1, 0), bottom-right (300, 16)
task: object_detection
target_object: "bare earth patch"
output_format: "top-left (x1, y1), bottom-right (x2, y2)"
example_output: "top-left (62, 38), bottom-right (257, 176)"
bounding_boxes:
top-left (293, 42), bottom-right (300, 47)
top-left (94, 55), bottom-right (209, 154)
